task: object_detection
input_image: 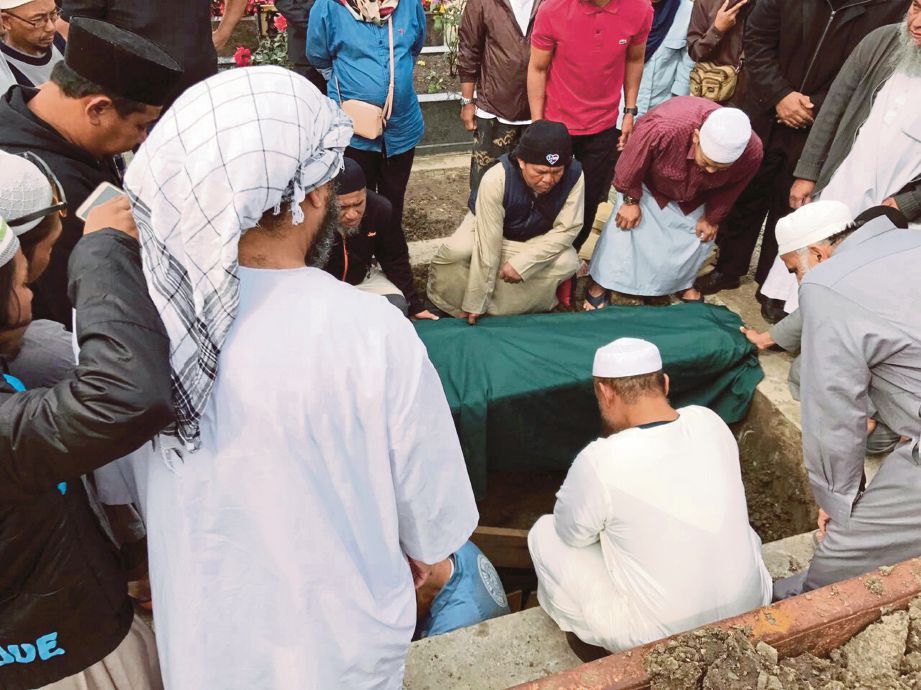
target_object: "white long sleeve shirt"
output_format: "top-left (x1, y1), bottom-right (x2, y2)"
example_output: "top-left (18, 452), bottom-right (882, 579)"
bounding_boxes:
top-left (553, 406), bottom-right (771, 641)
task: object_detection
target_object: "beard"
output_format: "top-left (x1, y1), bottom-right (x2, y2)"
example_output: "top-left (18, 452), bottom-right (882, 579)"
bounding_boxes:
top-left (306, 192), bottom-right (341, 268)
top-left (896, 19), bottom-right (921, 77)
top-left (338, 222), bottom-right (361, 238)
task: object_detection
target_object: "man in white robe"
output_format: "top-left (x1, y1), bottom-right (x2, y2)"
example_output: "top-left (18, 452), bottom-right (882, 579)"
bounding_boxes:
top-left (113, 68), bottom-right (480, 690)
top-left (528, 338), bottom-right (771, 652)
top-left (762, 7), bottom-right (921, 315)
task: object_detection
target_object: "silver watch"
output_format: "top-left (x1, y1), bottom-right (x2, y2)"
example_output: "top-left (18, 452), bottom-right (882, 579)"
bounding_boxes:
top-left (460, 96), bottom-right (476, 106)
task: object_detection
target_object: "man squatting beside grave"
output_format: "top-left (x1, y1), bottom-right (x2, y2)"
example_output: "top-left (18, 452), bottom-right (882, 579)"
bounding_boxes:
top-left (427, 120), bottom-right (584, 323)
top-left (529, 338), bottom-right (772, 653)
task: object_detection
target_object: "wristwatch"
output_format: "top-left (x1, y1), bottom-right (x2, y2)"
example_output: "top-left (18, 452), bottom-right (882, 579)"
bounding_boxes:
top-left (622, 194), bottom-right (640, 205)
top-left (460, 96), bottom-right (476, 106)
top-left (623, 106), bottom-right (639, 116)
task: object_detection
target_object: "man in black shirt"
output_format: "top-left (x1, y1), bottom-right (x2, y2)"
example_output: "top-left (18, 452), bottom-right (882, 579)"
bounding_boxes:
top-left (323, 158), bottom-right (438, 320)
top-left (61, 0), bottom-right (247, 105)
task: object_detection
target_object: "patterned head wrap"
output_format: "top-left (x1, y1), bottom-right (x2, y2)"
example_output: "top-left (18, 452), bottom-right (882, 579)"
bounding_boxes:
top-left (124, 66), bottom-right (353, 460)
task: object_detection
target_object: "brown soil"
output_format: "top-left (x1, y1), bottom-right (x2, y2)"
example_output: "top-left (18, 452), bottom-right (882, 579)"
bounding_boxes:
top-left (403, 167), bottom-right (469, 243)
top-left (646, 594), bottom-right (921, 690)
top-left (413, 53), bottom-right (455, 95)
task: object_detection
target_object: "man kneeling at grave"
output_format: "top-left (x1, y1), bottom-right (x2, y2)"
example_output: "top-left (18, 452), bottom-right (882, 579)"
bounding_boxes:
top-left (529, 338), bottom-right (772, 652)
top-left (427, 120), bottom-right (584, 323)
top-left (323, 158), bottom-right (439, 319)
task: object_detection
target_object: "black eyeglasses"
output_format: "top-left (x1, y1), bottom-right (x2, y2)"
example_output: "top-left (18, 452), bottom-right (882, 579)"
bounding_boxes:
top-left (3, 7), bottom-right (61, 29)
top-left (7, 152), bottom-right (68, 229)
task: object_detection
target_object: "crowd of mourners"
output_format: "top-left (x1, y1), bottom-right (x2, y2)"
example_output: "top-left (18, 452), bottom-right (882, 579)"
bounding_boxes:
top-left (0, 0), bottom-right (920, 687)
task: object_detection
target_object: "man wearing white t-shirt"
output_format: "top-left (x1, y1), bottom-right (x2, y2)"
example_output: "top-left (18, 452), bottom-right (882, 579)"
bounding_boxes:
top-left (529, 338), bottom-right (771, 652)
top-left (457, 0), bottom-right (540, 191)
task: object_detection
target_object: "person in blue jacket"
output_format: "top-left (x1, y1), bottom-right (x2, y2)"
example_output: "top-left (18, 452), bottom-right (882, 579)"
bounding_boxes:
top-left (415, 541), bottom-right (511, 639)
top-left (308, 0), bottom-right (425, 232)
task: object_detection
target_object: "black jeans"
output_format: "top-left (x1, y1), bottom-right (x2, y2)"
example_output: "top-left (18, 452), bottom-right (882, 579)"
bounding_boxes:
top-left (716, 126), bottom-right (805, 284)
top-left (571, 125), bottom-right (621, 250)
top-left (346, 146), bottom-right (415, 230)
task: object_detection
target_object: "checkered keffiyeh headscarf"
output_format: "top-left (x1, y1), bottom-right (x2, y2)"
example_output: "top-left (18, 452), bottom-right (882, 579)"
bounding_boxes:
top-left (124, 66), bottom-right (353, 460)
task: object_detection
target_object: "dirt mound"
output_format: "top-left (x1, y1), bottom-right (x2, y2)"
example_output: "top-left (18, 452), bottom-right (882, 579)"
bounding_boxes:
top-left (646, 594), bottom-right (921, 690)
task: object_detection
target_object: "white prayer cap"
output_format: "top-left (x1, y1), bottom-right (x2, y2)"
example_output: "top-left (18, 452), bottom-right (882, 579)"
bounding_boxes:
top-left (698, 108), bottom-right (752, 165)
top-left (775, 201), bottom-right (853, 256)
top-left (0, 218), bottom-right (21, 269)
top-left (593, 338), bottom-right (663, 378)
top-left (0, 151), bottom-right (54, 235)
top-left (0, 0), bottom-right (33, 9)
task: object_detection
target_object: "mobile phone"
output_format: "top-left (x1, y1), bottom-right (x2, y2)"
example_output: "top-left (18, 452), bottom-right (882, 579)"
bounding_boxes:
top-left (76, 182), bottom-right (124, 222)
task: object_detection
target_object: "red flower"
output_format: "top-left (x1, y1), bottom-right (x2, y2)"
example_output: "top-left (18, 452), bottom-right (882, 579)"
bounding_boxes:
top-left (273, 14), bottom-right (288, 32)
top-left (233, 46), bottom-right (253, 67)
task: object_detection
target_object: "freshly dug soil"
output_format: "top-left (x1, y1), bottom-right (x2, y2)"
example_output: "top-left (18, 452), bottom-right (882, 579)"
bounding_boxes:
top-left (403, 167), bottom-right (469, 243)
top-left (646, 593), bottom-right (921, 690)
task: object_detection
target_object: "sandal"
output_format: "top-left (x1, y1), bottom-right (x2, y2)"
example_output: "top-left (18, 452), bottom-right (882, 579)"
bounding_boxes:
top-left (583, 289), bottom-right (609, 311)
top-left (677, 290), bottom-right (705, 304)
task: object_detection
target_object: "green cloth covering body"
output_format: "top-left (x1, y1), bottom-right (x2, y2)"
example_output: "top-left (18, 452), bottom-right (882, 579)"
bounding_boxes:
top-left (415, 303), bottom-right (764, 498)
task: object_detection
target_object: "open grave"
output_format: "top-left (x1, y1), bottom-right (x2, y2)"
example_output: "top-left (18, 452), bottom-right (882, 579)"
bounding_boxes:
top-left (400, 156), bottom-right (891, 690)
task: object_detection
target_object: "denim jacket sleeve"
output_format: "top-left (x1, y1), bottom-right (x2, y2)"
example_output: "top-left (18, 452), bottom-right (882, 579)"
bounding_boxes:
top-left (307, 0), bottom-right (333, 71)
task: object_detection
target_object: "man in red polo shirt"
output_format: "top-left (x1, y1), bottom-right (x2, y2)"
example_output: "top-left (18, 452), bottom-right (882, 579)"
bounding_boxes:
top-left (528, 0), bottom-right (652, 252)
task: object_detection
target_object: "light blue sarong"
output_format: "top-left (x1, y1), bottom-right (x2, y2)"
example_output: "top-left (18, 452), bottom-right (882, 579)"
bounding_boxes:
top-left (590, 186), bottom-right (710, 296)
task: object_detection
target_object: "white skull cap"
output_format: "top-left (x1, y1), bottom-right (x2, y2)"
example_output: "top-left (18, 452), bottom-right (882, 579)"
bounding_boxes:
top-left (593, 338), bottom-right (663, 378)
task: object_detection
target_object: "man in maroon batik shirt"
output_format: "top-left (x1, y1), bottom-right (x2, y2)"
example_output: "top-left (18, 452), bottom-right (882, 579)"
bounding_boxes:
top-left (527, 0), bottom-right (652, 254)
top-left (585, 96), bottom-right (763, 306)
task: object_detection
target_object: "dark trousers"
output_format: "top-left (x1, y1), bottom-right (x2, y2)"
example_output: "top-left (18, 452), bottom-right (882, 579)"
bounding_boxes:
top-left (346, 146), bottom-right (415, 230)
top-left (716, 126), bottom-right (804, 284)
top-left (571, 125), bottom-right (621, 250)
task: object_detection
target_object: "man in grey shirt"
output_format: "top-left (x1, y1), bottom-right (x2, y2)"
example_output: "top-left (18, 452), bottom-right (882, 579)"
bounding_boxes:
top-left (772, 212), bottom-right (921, 598)
top-left (742, 205), bottom-right (908, 454)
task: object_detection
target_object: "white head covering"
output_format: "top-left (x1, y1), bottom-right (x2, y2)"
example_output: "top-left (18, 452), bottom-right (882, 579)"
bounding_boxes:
top-left (698, 108), bottom-right (752, 165)
top-left (593, 338), bottom-right (663, 378)
top-left (0, 217), bottom-right (21, 269)
top-left (775, 201), bottom-right (853, 256)
top-left (125, 66), bottom-right (353, 458)
top-left (0, 0), bottom-right (32, 9)
top-left (0, 151), bottom-right (54, 235)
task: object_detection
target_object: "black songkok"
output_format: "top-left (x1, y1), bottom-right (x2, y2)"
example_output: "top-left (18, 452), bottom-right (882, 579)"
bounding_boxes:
top-left (334, 158), bottom-right (367, 195)
top-left (65, 18), bottom-right (183, 107)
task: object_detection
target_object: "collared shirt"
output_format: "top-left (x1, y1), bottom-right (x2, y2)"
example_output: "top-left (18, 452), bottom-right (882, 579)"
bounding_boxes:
top-left (308, 0), bottom-right (425, 157)
top-left (0, 34), bottom-right (65, 88)
top-left (613, 96), bottom-right (762, 223)
top-left (531, 0), bottom-right (653, 136)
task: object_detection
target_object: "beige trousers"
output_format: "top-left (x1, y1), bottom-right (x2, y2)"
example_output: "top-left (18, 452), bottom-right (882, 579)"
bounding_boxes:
top-left (42, 615), bottom-right (162, 690)
top-left (428, 213), bottom-right (580, 318)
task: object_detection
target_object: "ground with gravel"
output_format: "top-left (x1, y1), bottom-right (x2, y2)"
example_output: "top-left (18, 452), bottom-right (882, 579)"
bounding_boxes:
top-left (646, 594), bottom-right (921, 690)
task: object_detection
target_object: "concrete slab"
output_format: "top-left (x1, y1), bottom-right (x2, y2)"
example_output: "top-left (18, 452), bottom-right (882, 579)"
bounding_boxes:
top-left (403, 532), bottom-right (819, 690)
top-left (403, 607), bottom-right (582, 690)
top-left (761, 532), bottom-right (817, 581)
top-left (412, 153), bottom-right (468, 172)
top-left (408, 238), bottom-right (444, 266)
